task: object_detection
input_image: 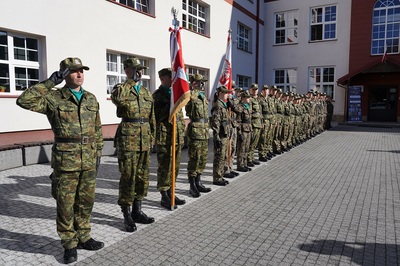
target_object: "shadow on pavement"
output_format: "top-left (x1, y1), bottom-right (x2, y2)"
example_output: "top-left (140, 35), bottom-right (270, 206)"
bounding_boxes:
top-left (0, 228), bottom-right (64, 263)
top-left (299, 239), bottom-right (399, 265)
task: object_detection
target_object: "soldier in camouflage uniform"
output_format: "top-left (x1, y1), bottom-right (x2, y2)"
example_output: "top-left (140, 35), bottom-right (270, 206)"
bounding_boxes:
top-left (223, 83), bottom-right (240, 179)
top-left (247, 83), bottom-right (262, 167)
top-left (153, 68), bottom-right (186, 209)
top-left (16, 57), bottom-right (104, 264)
top-left (258, 85), bottom-right (272, 161)
top-left (211, 85), bottom-right (231, 186)
top-left (236, 91), bottom-right (253, 172)
top-left (111, 58), bottom-right (155, 233)
top-left (274, 89), bottom-right (284, 154)
top-left (185, 74), bottom-right (212, 197)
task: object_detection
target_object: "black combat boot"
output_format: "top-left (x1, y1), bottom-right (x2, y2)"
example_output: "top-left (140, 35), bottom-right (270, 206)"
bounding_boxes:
top-left (167, 189), bottom-right (186, 205)
top-left (121, 206), bottom-right (137, 232)
top-left (160, 190), bottom-right (177, 210)
top-left (189, 177), bottom-right (201, 198)
top-left (195, 174), bottom-right (211, 193)
top-left (132, 199), bottom-right (155, 224)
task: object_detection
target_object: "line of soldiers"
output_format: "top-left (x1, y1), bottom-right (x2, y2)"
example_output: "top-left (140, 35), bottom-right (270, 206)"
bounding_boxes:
top-left (215, 82), bottom-right (334, 182)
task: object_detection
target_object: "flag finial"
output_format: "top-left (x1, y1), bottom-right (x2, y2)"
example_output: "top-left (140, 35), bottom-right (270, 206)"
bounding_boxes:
top-left (171, 7), bottom-right (179, 27)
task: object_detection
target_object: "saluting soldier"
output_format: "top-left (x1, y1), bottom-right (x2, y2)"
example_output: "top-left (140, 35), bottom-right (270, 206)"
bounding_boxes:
top-left (17, 57), bottom-right (104, 264)
top-left (211, 85), bottom-right (232, 186)
top-left (153, 68), bottom-right (186, 210)
top-left (111, 57), bottom-right (155, 233)
top-left (185, 74), bottom-right (212, 197)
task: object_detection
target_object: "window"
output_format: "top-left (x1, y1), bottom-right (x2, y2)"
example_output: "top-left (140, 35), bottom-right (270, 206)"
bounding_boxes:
top-left (371, 0), bottom-right (400, 55)
top-left (182, 0), bottom-right (207, 35)
top-left (0, 30), bottom-right (40, 94)
top-left (237, 23), bottom-right (252, 52)
top-left (236, 75), bottom-right (251, 90)
top-left (308, 66), bottom-right (335, 98)
top-left (275, 10), bottom-right (299, 45)
top-left (106, 52), bottom-right (150, 94)
top-left (116, 0), bottom-right (150, 13)
top-left (274, 69), bottom-right (297, 92)
top-left (310, 5), bottom-right (337, 41)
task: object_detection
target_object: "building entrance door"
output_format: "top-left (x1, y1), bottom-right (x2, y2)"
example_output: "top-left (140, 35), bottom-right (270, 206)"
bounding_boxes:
top-left (368, 87), bottom-right (397, 122)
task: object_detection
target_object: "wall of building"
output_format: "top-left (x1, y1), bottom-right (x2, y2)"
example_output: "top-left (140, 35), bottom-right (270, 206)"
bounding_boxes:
top-left (263, 0), bottom-right (352, 121)
top-left (0, 0), bottom-right (262, 137)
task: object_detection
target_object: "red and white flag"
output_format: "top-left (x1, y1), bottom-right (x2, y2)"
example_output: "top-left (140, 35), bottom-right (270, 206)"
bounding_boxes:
top-left (168, 26), bottom-right (190, 122)
top-left (217, 30), bottom-right (233, 92)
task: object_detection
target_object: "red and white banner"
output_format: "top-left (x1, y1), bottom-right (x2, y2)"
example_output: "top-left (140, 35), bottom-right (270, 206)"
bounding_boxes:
top-left (217, 30), bottom-right (233, 92)
top-left (169, 26), bottom-right (191, 122)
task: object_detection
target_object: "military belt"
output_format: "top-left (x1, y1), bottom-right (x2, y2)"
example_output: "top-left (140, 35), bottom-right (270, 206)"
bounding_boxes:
top-left (242, 120), bottom-right (251, 124)
top-left (122, 117), bottom-right (149, 123)
top-left (55, 136), bottom-right (94, 144)
top-left (262, 111), bottom-right (269, 115)
top-left (191, 118), bottom-right (208, 123)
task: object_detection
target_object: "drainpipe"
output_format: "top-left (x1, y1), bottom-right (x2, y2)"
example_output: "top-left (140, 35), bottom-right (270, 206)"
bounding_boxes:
top-left (255, 0), bottom-right (260, 83)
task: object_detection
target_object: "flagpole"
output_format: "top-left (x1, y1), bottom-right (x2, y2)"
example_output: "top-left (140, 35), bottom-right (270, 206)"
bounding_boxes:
top-left (170, 7), bottom-right (179, 211)
top-left (171, 114), bottom-right (176, 210)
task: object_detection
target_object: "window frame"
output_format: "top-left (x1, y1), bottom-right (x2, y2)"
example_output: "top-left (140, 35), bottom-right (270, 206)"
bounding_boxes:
top-left (274, 10), bottom-right (299, 45)
top-left (308, 66), bottom-right (335, 99)
top-left (236, 74), bottom-right (251, 90)
top-left (371, 0), bottom-right (400, 55)
top-left (0, 30), bottom-right (41, 95)
top-left (106, 51), bottom-right (151, 94)
top-left (274, 68), bottom-right (297, 92)
top-left (310, 5), bottom-right (337, 42)
top-left (182, 0), bottom-right (208, 35)
top-left (108, 0), bottom-right (154, 16)
top-left (237, 22), bottom-right (252, 52)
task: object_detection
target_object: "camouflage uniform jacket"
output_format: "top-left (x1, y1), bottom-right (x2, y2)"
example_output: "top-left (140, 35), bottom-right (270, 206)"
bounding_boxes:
top-left (230, 96), bottom-right (241, 128)
top-left (152, 85), bottom-right (185, 146)
top-left (236, 102), bottom-right (253, 133)
top-left (258, 95), bottom-right (272, 122)
top-left (111, 79), bottom-right (155, 151)
top-left (250, 96), bottom-right (262, 128)
top-left (185, 89), bottom-right (209, 140)
top-left (211, 100), bottom-right (230, 141)
top-left (16, 79), bottom-right (103, 172)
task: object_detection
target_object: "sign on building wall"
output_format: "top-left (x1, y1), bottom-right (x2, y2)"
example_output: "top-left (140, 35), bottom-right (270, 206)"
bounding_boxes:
top-left (348, 85), bottom-right (363, 122)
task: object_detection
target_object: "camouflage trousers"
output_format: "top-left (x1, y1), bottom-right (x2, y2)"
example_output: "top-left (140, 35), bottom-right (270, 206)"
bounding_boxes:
top-left (117, 150), bottom-right (150, 205)
top-left (156, 144), bottom-right (182, 192)
top-left (187, 139), bottom-right (208, 178)
top-left (213, 137), bottom-right (228, 182)
top-left (52, 169), bottom-right (96, 249)
top-left (237, 131), bottom-right (251, 168)
top-left (247, 127), bottom-right (261, 162)
top-left (224, 127), bottom-right (237, 174)
top-left (281, 116), bottom-right (290, 150)
top-left (273, 115), bottom-right (283, 152)
top-left (258, 119), bottom-right (270, 158)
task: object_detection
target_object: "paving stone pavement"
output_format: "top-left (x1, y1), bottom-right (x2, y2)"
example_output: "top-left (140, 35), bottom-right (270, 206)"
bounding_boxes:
top-left (0, 124), bottom-right (399, 265)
